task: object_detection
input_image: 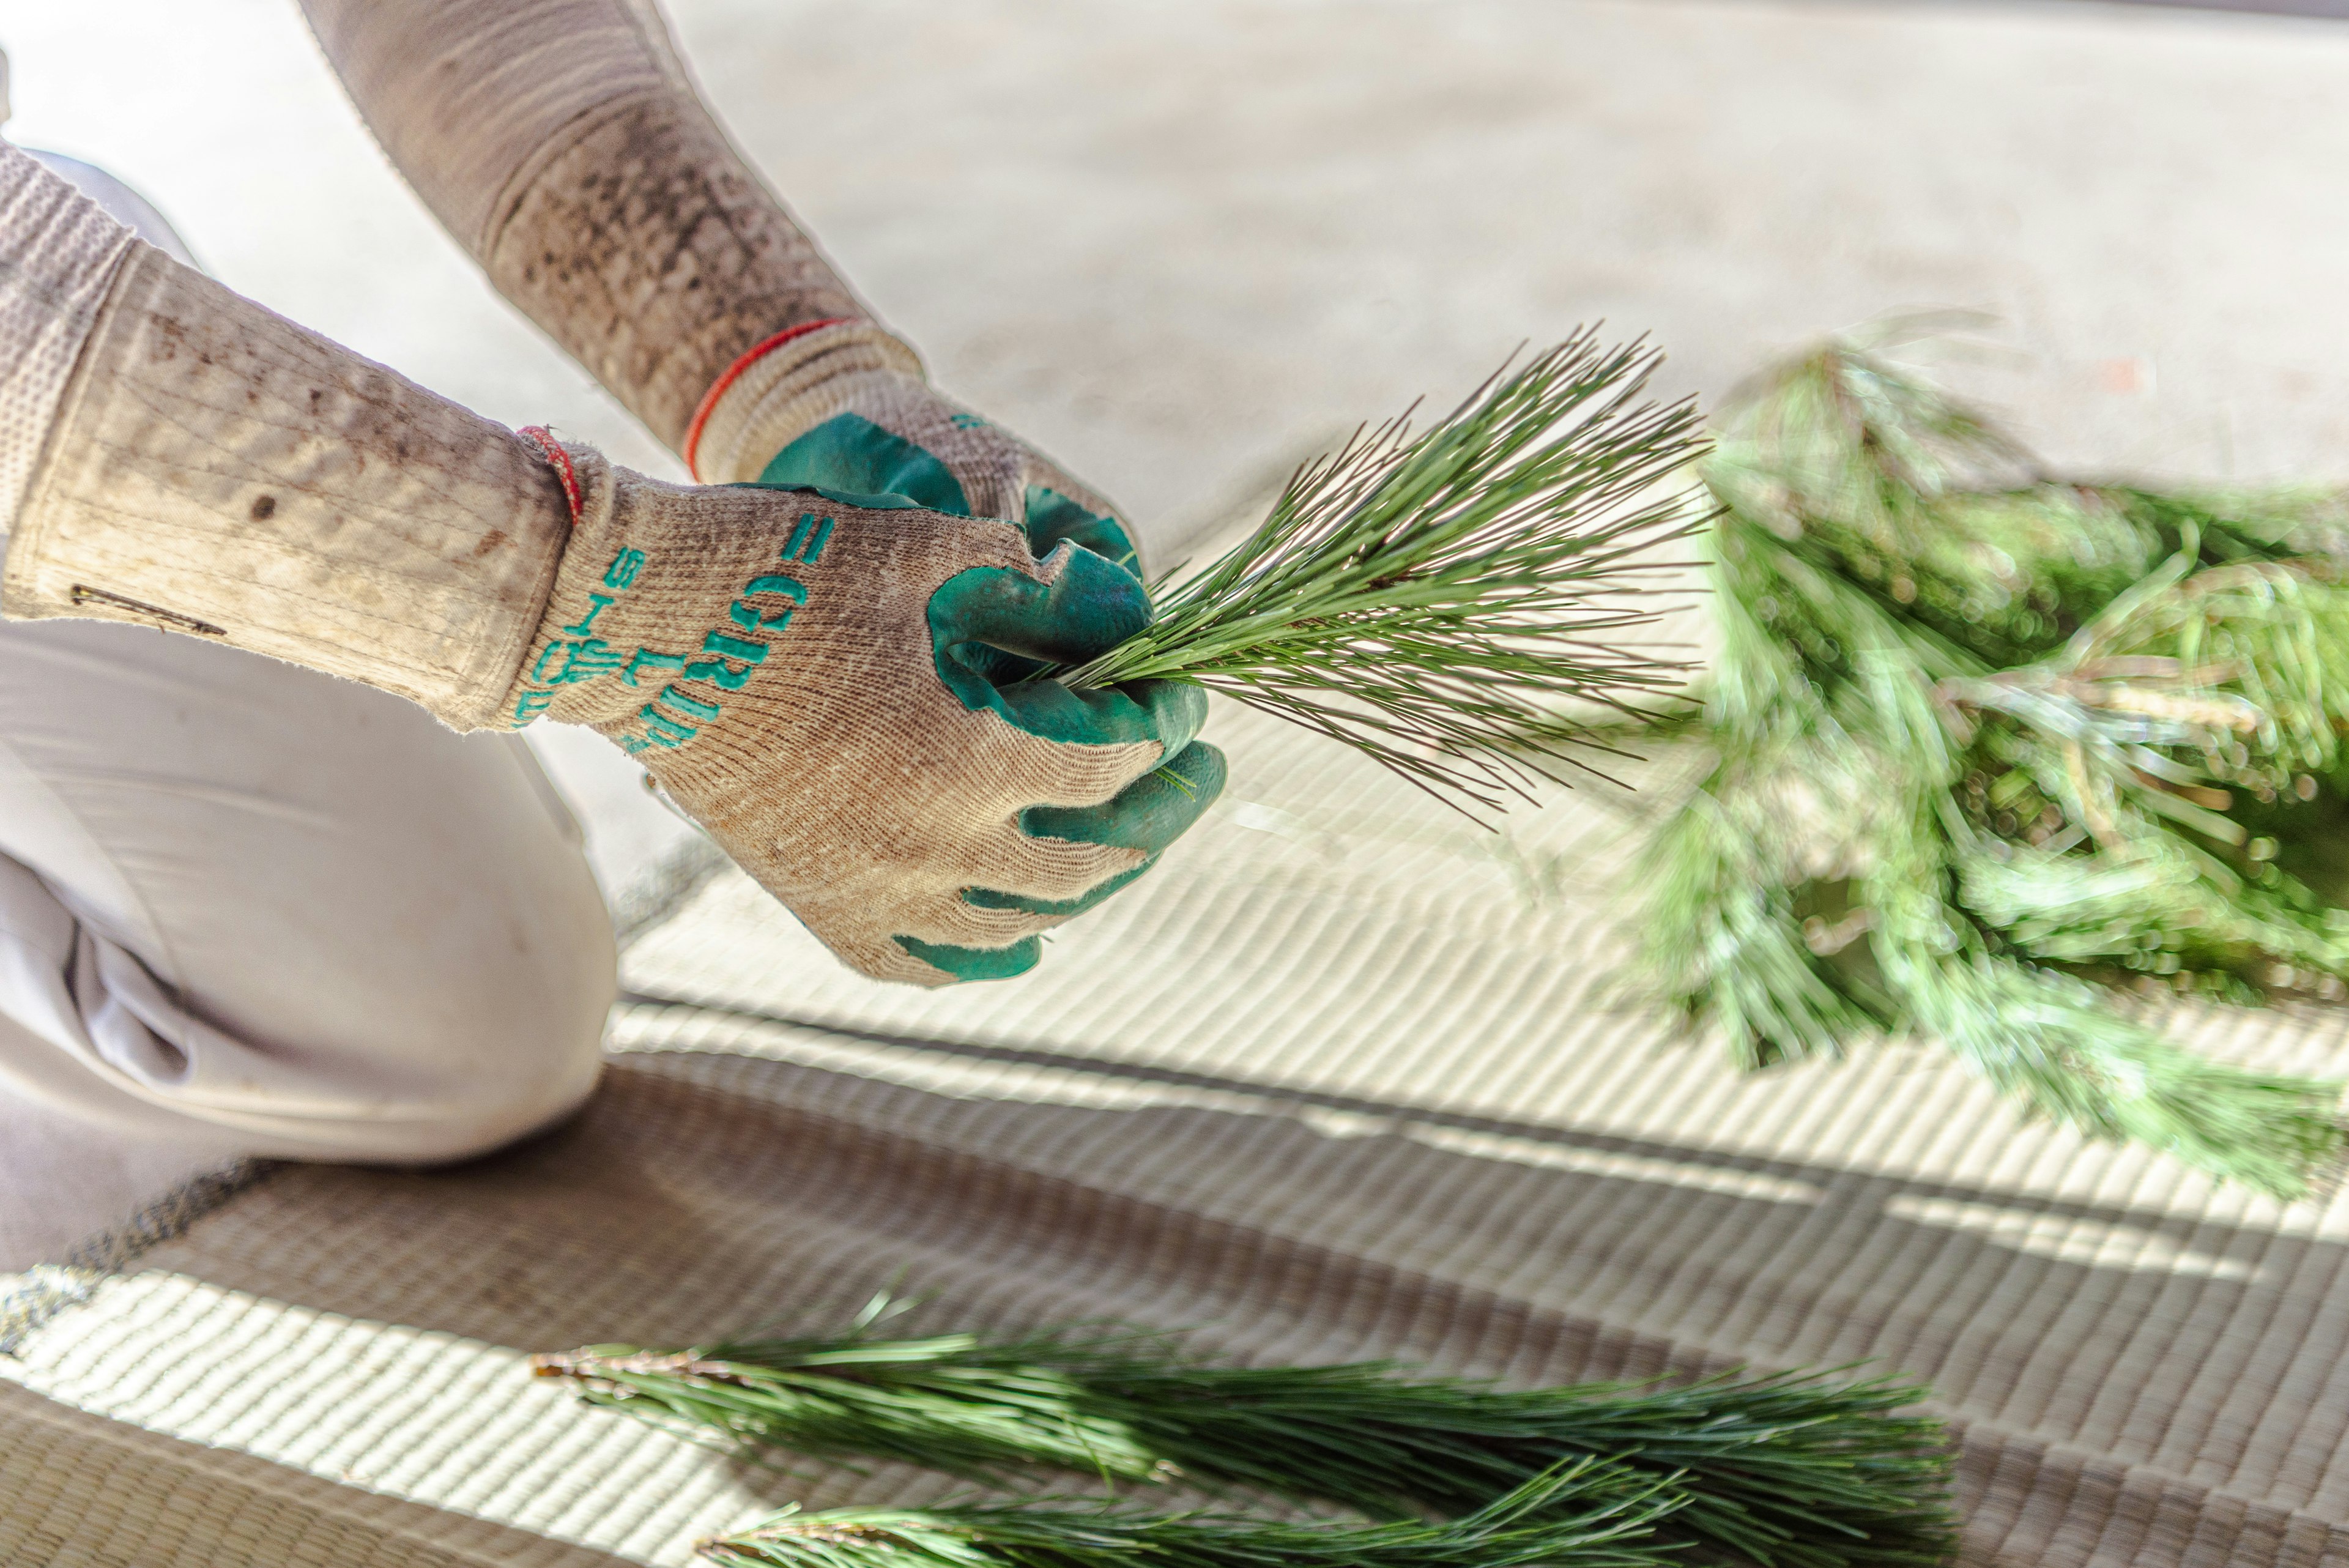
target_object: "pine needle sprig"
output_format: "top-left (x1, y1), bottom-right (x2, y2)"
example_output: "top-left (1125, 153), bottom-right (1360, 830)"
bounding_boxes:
top-left (1063, 330), bottom-right (1712, 819)
top-left (697, 1460), bottom-right (1679, 1568)
top-left (536, 1312), bottom-right (1956, 1568)
top-left (1637, 337), bottom-right (2349, 1195)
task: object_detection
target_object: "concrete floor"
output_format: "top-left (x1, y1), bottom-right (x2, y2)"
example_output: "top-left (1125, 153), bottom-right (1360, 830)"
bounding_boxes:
top-left (6, 0), bottom-right (2349, 1262)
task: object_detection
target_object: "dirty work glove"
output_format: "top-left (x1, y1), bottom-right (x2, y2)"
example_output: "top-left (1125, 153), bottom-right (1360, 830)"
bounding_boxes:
top-left (508, 444), bottom-right (1223, 983)
top-left (684, 319), bottom-right (1146, 578)
top-left (1, 212), bottom-right (1221, 986)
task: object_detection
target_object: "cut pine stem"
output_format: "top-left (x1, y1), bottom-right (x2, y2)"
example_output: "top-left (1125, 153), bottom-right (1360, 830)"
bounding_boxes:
top-left (697, 1460), bottom-right (1679, 1568)
top-left (538, 1310), bottom-right (1954, 1568)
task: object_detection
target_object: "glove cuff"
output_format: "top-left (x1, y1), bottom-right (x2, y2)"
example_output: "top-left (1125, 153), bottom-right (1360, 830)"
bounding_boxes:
top-left (685, 318), bottom-right (926, 484)
top-left (1, 245), bottom-right (573, 729)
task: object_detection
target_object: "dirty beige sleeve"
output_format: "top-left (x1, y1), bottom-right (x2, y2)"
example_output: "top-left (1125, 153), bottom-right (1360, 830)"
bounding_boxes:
top-left (297, 0), bottom-right (867, 451)
top-left (0, 140), bottom-right (138, 540)
top-left (0, 244), bottom-right (572, 727)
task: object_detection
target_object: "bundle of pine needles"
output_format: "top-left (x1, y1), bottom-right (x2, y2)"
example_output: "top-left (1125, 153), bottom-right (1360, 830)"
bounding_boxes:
top-left (1638, 333), bottom-right (2349, 1195)
top-left (535, 1308), bottom-right (1954, 1568)
top-left (1064, 330), bottom-right (1707, 817)
top-left (699, 1462), bottom-right (1672, 1568)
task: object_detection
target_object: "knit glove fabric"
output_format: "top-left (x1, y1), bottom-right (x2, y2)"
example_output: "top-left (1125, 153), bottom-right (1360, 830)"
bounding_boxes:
top-left (508, 443), bottom-right (1222, 984)
top-left (685, 320), bottom-right (1146, 580)
top-left (0, 213), bottom-right (1219, 987)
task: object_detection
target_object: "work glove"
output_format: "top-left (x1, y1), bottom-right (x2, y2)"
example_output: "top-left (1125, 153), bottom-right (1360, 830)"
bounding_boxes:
top-left (507, 442), bottom-right (1222, 983)
top-left (684, 319), bottom-right (1147, 580)
top-left (3, 228), bottom-right (1221, 986)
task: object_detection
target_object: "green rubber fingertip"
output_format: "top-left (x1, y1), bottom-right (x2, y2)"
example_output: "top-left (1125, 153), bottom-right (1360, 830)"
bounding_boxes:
top-left (932, 548), bottom-right (1152, 668)
top-left (963, 856), bottom-right (1157, 919)
top-left (963, 740), bottom-right (1222, 918)
top-left (894, 934), bottom-right (1043, 982)
top-left (1024, 484), bottom-right (1143, 577)
top-left (1020, 741), bottom-right (1227, 853)
top-left (757, 412), bottom-right (970, 515)
top-left (986, 676), bottom-right (1206, 750)
top-left (932, 551), bottom-right (1180, 745)
top-left (1134, 680), bottom-right (1209, 758)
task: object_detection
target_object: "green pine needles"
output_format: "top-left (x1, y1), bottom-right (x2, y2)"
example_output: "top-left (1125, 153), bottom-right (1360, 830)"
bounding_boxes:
top-left (1064, 330), bottom-right (1709, 817)
top-left (1639, 334), bottom-right (2349, 1196)
top-left (699, 1462), bottom-right (1672, 1568)
top-left (536, 1309), bottom-right (1954, 1567)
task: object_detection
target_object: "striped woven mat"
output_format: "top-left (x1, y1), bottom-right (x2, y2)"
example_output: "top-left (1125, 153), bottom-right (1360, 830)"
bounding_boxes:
top-left (8, 702), bottom-right (2349, 1566)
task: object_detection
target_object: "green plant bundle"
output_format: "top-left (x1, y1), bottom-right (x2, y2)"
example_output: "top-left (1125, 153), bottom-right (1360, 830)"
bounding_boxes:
top-left (697, 1460), bottom-right (1676, 1568)
top-left (1065, 330), bottom-right (1709, 818)
top-left (1638, 334), bottom-right (2349, 1195)
top-left (535, 1310), bottom-right (1953, 1567)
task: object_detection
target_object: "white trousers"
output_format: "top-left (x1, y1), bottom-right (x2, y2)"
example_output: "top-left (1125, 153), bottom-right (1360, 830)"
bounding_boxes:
top-left (0, 617), bottom-right (616, 1164)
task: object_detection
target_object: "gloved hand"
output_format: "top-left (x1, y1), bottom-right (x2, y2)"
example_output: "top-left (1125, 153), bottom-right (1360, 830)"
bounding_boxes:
top-left (507, 442), bottom-right (1223, 984)
top-left (2, 225), bottom-right (1222, 987)
top-left (684, 320), bottom-right (1146, 580)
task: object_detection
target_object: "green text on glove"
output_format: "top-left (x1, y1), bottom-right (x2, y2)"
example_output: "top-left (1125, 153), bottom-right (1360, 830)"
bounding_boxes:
top-left (505, 516), bottom-right (829, 748)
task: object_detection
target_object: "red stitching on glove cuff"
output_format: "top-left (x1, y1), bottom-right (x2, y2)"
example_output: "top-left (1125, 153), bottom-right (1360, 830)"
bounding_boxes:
top-left (519, 426), bottom-right (583, 526)
top-left (681, 317), bottom-right (856, 481)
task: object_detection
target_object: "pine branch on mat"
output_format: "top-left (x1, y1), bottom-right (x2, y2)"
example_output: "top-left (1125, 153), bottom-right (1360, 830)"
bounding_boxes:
top-left (535, 1309), bottom-right (1954, 1568)
top-left (697, 1460), bottom-right (1677, 1568)
top-left (1638, 333), bottom-right (2349, 1196)
top-left (1063, 330), bottom-right (1710, 819)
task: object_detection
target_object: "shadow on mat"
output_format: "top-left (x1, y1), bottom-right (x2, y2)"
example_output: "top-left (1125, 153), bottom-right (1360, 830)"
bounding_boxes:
top-left (50, 1044), bottom-right (2349, 1557)
top-left (117, 1049), bottom-right (2338, 1409)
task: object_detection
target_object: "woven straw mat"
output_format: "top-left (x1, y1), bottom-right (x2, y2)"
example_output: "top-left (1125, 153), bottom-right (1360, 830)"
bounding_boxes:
top-left (9, 699), bottom-right (2349, 1566)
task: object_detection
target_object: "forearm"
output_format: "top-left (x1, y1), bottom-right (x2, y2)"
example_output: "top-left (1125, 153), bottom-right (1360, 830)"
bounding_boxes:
top-left (295, 0), bottom-right (870, 452)
top-left (0, 140), bottom-right (138, 541)
top-left (0, 143), bottom-right (571, 722)
top-left (291, 0), bottom-right (1149, 564)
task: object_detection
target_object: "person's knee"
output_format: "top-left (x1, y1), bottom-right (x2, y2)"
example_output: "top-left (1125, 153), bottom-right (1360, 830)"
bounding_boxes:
top-left (0, 864), bottom-right (617, 1166)
top-left (352, 899), bottom-right (620, 1166)
top-left (0, 627), bottom-right (626, 1167)
top-left (441, 974), bottom-right (614, 1162)
top-left (391, 1050), bottom-right (607, 1165)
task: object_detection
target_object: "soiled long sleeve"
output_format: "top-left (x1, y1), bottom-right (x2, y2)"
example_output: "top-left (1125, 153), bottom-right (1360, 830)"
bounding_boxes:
top-left (295, 0), bottom-right (869, 452)
top-left (0, 141), bottom-right (137, 540)
top-left (0, 134), bottom-right (574, 720)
